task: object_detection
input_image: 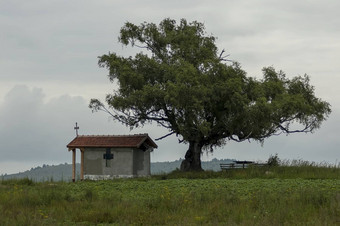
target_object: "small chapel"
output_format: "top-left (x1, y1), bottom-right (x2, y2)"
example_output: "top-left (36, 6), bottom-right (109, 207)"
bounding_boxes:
top-left (66, 127), bottom-right (157, 181)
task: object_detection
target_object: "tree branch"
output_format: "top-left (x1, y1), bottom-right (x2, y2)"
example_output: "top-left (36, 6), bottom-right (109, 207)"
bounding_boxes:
top-left (155, 131), bottom-right (176, 141)
top-left (134, 44), bottom-right (149, 49)
top-left (219, 49), bottom-right (233, 62)
top-left (278, 123), bottom-right (313, 134)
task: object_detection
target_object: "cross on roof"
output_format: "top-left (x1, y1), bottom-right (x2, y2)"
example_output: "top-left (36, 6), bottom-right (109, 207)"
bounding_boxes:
top-left (74, 122), bottom-right (79, 137)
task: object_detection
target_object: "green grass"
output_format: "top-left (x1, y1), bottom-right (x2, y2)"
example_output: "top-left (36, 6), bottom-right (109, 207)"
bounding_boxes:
top-left (1, 165), bottom-right (339, 225)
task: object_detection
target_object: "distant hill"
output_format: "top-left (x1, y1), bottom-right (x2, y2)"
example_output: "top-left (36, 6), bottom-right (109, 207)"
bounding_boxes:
top-left (1, 163), bottom-right (78, 182)
top-left (1, 158), bottom-right (235, 182)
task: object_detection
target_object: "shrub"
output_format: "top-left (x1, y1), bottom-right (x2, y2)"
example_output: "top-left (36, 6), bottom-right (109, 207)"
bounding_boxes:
top-left (0, 178), bottom-right (34, 186)
top-left (267, 153), bottom-right (281, 167)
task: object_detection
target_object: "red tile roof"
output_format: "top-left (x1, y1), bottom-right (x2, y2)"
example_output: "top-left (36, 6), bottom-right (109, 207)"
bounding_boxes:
top-left (67, 134), bottom-right (158, 149)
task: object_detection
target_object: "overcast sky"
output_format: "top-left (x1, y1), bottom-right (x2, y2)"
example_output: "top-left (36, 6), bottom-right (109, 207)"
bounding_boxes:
top-left (1, 0), bottom-right (339, 174)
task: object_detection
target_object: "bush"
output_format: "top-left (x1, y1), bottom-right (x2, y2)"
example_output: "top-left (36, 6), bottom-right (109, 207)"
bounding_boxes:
top-left (0, 178), bottom-right (34, 186)
top-left (267, 154), bottom-right (281, 167)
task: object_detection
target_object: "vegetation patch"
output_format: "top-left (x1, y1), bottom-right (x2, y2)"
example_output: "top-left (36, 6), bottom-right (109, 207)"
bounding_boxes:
top-left (1, 166), bottom-right (339, 225)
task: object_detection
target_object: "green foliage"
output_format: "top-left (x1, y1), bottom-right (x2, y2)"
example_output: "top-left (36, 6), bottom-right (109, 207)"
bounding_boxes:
top-left (0, 177), bottom-right (34, 186)
top-left (0, 171), bottom-right (339, 225)
top-left (90, 18), bottom-right (331, 161)
top-left (267, 153), bottom-right (281, 167)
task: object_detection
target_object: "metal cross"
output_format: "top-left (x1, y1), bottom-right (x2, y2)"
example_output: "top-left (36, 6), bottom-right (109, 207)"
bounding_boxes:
top-left (74, 122), bottom-right (79, 137)
top-left (103, 148), bottom-right (114, 160)
top-left (103, 148), bottom-right (114, 167)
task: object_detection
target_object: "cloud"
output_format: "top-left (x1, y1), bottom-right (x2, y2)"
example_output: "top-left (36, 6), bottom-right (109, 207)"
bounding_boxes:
top-left (0, 85), bottom-right (128, 163)
top-left (0, 85), bottom-right (187, 173)
top-left (0, 86), bottom-right (78, 162)
top-left (1, 1), bottom-right (339, 173)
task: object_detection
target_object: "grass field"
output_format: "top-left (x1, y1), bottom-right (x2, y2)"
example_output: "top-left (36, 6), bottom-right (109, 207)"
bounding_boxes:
top-left (1, 165), bottom-right (339, 225)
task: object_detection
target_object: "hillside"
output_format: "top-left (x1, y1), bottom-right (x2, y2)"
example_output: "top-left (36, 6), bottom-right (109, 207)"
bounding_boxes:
top-left (1, 158), bottom-right (235, 182)
top-left (1, 163), bottom-right (77, 182)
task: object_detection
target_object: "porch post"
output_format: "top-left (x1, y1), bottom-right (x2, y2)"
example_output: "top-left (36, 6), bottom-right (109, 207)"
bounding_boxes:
top-left (72, 149), bottom-right (76, 182)
top-left (80, 149), bottom-right (84, 181)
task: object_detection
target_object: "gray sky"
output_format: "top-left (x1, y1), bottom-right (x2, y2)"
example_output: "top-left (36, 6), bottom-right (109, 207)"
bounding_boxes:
top-left (1, 0), bottom-right (339, 174)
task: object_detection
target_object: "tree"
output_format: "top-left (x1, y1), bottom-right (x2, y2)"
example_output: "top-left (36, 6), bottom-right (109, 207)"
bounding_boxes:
top-left (90, 18), bottom-right (331, 171)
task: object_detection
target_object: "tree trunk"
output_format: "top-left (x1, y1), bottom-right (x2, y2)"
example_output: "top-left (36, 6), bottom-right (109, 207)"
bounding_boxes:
top-left (180, 141), bottom-right (203, 171)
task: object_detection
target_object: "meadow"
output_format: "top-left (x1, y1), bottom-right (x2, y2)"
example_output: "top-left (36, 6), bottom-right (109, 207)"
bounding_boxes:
top-left (1, 164), bottom-right (339, 225)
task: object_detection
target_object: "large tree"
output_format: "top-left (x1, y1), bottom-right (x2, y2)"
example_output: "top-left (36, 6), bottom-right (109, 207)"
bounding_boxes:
top-left (90, 18), bottom-right (331, 171)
